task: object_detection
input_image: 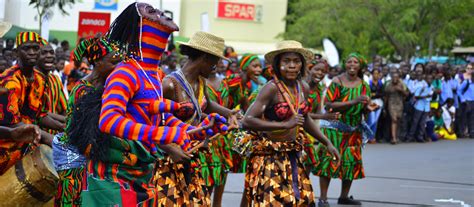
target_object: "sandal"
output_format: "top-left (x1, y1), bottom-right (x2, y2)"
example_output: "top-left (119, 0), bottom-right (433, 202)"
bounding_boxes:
top-left (318, 199), bottom-right (330, 207)
top-left (337, 196), bottom-right (361, 205)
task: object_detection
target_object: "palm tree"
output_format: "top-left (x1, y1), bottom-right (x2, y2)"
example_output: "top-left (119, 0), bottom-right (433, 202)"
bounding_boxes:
top-left (29, 0), bottom-right (78, 34)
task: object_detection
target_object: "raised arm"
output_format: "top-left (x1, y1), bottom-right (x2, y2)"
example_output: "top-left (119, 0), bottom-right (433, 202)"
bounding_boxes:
top-left (99, 67), bottom-right (188, 148)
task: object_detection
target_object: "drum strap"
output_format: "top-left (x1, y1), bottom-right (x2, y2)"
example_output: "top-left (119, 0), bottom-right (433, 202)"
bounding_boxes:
top-left (15, 161), bottom-right (53, 202)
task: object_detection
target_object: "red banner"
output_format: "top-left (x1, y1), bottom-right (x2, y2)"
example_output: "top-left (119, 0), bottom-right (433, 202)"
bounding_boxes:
top-left (77, 12), bottom-right (111, 39)
top-left (217, 1), bottom-right (257, 21)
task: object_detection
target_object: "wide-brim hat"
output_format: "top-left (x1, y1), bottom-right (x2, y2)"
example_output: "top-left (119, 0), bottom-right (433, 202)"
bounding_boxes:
top-left (177, 31), bottom-right (230, 61)
top-left (0, 21), bottom-right (12, 38)
top-left (265, 40), bottom-right (313, 64)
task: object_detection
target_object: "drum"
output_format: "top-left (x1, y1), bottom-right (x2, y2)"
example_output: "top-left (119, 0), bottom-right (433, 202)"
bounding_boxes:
top-left (0, 144), bottom-right (58, 207)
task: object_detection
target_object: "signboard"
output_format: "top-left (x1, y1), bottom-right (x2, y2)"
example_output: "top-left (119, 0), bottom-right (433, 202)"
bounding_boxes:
top-left (216, 1), bottom-right (262, 22)
top-left (77, 12), bottom-right (111, 39)
top-left (94, 0), bottom-right (118, 11)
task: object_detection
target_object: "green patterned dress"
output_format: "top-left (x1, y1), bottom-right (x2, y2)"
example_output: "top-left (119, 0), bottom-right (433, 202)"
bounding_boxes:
top-left (304, 82), bottom-right (325, 174)
top-left (54, 80), bottom-right (93, 207)
top-left (200, 80), bottom-right (233, 186)
top-left (314, 81), bottom-right (371, 180)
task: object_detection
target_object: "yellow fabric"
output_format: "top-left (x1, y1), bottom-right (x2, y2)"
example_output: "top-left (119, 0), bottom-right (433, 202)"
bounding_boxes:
top-left (436, 127), bottom-right (457, 140)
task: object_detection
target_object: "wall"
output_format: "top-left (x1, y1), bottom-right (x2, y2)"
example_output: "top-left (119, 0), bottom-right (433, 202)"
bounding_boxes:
top-left (179, 0), bottom-right (288, 54)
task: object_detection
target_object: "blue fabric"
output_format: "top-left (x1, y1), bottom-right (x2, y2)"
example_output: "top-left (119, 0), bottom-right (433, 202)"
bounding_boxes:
top-left (458, 80), bottom-right (474, 102)
top-left (52, 133), bottom-right (87, 171)
top-left (250, 76), bottom-right (267, 93)
top-left (414, 81), bottom-right (433, 112)
top-left (320, 119), bottom-right (374, 146)
top-left (405, 79), bottom-right (420, 94)
top-left (367, 106), bottom-right (382, 139)
top-left (425, 120), bottom-right (438, 141)
top-left (440, 79), bottom-right (458, 105)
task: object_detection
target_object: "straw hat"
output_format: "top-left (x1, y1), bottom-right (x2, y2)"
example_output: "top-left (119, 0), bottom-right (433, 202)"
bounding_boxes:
top-left (0, 21), bottom-right (12, 38)
top-left (177, 31), bottom-right (229, 61)
top-left (265, 40), bottom-right (313, 64)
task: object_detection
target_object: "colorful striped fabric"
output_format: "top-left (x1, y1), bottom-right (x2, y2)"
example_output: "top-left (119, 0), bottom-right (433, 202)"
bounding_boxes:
top-left (0, 65), bottom-right (49, 174)
top-left (46, 73), bottom-right (68, 115)
top-left (304, 82), bottom-right (325, 174)
top-left (139, 18), bottom-right (170, 65)
top-left (15, 31), bottom-right (47, 46)
top-left (314, 82), bottom-right (371, 180)
top-left (43, 73), bottom-right (68, 135)
top-left (99, 61), bottom-right (193, 152)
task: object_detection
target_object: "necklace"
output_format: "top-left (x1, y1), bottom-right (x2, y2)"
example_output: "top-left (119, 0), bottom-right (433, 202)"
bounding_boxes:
top-left (280, 80), bottom-right (301, 113)
top-left (174, 70), bottom-right (203, 120)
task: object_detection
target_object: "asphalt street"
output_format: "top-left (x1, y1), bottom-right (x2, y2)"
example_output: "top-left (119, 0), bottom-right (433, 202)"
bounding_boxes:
top-left (221, 139), bottom-right (474, 207)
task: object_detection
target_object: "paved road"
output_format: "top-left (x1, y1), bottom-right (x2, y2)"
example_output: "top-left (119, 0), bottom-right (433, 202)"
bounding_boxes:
top-left (221, 139), bottom-right (474, 206)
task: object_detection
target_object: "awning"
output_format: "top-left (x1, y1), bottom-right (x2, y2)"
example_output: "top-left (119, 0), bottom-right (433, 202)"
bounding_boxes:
top-left (451, 47), bottom-right (474, 54)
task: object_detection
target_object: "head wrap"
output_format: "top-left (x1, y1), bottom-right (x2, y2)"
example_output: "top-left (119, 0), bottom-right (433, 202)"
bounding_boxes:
top-left (73, 37), bottom-right (119, 64)
top-left (239, 54), bottom-right (259, 71)
top-left (342, 52), bottom-right (367, 70)
top-left (309, 59), bottom-right (329, 70)
top-left (16, 31), bottom-right (47, 47)
top-left (83, 38), bottom-right (119, 64)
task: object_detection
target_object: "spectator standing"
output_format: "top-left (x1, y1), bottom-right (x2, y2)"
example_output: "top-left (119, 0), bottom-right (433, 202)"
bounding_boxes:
top-left (405, 74), bottom-right (433, 142)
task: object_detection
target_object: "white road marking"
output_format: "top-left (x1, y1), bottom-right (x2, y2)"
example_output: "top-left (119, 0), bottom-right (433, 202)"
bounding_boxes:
top-left (434, 198), bottom-right (471, 207)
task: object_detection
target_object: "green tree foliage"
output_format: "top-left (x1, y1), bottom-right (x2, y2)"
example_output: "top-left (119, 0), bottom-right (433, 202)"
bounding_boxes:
top-left (29, 0), bottom-right (78, 34)
top-left (284, 0), bottom-right (474, 61)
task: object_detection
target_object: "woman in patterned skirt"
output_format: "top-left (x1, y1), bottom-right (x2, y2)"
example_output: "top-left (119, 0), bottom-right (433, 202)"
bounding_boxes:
top-left (241, 40), bottom-right (340, 207)
top-left (314, 53), bottom-right (379, 206)
top-left (157, 31), bottom-right (238, 207)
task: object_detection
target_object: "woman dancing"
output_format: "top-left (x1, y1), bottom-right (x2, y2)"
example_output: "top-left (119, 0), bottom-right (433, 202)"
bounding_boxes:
top-left (241, 40), bottom-right (340, 206)
top-left (53, 37), bottom-right (121, 207)
top-left (314, 53), bottom-right (378, 206)
top-left (157, 31), bottom-right (238, 207)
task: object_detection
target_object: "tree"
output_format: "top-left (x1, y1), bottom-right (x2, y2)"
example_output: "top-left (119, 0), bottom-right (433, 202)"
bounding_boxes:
top-left (29, 0), bottom-right (78, 34)
top-left (284, 0), bottom-right (474, 62)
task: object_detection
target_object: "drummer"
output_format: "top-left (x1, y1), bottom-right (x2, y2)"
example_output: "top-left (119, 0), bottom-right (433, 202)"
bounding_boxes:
top-left (0, 125), bottom-right (41, 144)
top-left (0, 32), bottom-right (61, 175)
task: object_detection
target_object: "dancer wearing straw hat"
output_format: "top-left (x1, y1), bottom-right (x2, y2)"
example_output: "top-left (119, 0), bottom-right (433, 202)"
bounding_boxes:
top-left (241, 40), bottom-right (340, 206)
top-left (156, 31), bottom-right (239, 207)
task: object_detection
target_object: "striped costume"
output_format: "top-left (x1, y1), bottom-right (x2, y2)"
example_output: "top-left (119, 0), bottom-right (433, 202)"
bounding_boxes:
top-left (314, 81), bottom-right (371, 180)
top-left (82, 18), bottom-right (193, 206)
